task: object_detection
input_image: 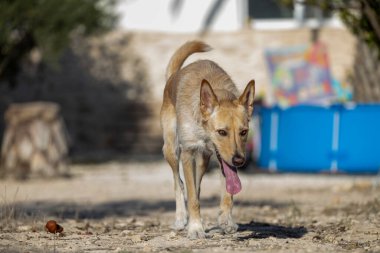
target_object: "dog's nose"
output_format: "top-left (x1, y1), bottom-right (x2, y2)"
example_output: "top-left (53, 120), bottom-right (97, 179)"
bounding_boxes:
top-left (232, 155), bottom-right (245, 167)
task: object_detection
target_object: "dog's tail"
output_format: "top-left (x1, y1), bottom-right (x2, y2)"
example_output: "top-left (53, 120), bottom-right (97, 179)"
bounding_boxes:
top-left (166, 41), bottom-right (212, 81)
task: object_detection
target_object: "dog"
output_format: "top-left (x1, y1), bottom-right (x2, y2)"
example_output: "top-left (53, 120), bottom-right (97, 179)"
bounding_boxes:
top-left (160, 41), bottom-right (255, 239)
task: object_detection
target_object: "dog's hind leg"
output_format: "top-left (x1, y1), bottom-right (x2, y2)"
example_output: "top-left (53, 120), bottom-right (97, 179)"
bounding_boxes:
top-left (218, 173), bottom-right (238, 234)
top-left (162, 114), bottom-right (187, 230)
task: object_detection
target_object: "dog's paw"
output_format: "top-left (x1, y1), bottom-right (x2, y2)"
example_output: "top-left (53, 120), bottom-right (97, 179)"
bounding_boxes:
top-left (218, 213), bottom-right (238, 234)
top-left (187, 221), bottom-right (206, 239)
top-left (221, 222), bottom-right (238, 234)
top-left (171, 218), bottom-right (187, 231)
top-left (187, 229), bottom-right (206, 239)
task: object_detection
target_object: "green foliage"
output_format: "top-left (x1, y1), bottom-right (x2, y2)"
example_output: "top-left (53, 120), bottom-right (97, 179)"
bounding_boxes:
top-left (0, 0), bottom-right (117, 87)
top-left (338, 0), bottom-right (380, 53)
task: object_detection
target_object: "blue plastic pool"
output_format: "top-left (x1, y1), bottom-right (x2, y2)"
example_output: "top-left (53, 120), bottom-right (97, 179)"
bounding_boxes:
top-left (257, 104), bottom-right (380, 174)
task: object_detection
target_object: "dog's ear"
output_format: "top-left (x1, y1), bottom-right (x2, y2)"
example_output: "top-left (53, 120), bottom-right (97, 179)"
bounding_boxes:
top-left (200, 79), bottom-right (218, 118)
top-left (239, 80), bottom-right (255, 116)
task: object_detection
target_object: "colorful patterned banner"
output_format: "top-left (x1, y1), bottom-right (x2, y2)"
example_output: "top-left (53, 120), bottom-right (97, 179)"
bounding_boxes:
top-left (265, 43), bottom-right (339, 107)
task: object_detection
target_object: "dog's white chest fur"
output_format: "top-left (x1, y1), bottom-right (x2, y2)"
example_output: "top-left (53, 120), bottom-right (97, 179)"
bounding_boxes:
top-left (178, 121), bottom-right (212, 152)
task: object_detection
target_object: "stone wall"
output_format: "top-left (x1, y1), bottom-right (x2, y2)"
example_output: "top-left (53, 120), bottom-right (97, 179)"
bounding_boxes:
top-left (0, 28), bottom-right (356, 160)
top-left (130, 28), bottom-right (356, 104)
top-left (0, 33), bottom-right (161, 161)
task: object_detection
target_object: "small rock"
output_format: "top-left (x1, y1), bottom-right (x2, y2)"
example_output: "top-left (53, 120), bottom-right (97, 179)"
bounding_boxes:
top-left (126, 217), bottom-right (136, 223)
top-left (103, 225), bottom-right (111, 233)
top-left (248, 240), bottom-right (259, 246)
top-left (143, 246), bottom-right (152, 252)
top-left (121, 230), bottom-right (133, 236)
top-left (0, 234), bottom-right (15, 240)
top-left (90, 237), bottom-right (100, 244)
top-left (262, 205), bottom-right (272, 211)
top-left (130, 234), bottom-right (142, 243)
top-left (135, 220), bottom-right (145, 227)
top-left (166, 231), bottom-right (177, 239)
top-left (114, 223), bottom-right (127, 230)
top-left (17, 225), bottom-right (32, 232)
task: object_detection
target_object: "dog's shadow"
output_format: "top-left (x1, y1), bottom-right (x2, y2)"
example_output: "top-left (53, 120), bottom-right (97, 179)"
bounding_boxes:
top-left (236, 221), bottom-right (307, 240)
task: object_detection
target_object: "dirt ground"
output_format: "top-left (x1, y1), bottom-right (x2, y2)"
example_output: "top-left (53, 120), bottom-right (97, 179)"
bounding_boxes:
top-left (0, 161), bottom-right (379, 253)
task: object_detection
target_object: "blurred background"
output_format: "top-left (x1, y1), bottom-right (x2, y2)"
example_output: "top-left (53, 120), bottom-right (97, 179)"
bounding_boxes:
top-left (1, 2), bottom-right (380, 251)
top-left (0, 0), bottom-right (379, 179)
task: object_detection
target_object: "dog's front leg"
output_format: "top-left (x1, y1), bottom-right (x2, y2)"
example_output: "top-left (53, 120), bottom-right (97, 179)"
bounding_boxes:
top-left (218, 173), bottom-right (238, 234)
top-left (195, 151), bottom-right (211, 199)
top-left (182, 149), bottom-right (205, 239)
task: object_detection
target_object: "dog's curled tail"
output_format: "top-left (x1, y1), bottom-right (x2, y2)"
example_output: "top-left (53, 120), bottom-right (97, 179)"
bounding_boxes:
top-left (166, 41), bottom-right (212, 80)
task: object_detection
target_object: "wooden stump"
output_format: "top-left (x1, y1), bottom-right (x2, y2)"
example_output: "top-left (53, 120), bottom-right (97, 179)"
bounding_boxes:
top-left (0, 102), bottom-right (70, 179)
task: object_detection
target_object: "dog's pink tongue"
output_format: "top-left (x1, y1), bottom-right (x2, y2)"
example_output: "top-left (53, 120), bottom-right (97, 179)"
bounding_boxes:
top-left (222, 160), bottom-right (242, 195)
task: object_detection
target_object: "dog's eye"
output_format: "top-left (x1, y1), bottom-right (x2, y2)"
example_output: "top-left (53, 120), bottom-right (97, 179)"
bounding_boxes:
top-left (240, 130), bottom-right (248, 137)
top-left (217, 129), bottom-right (227, 136)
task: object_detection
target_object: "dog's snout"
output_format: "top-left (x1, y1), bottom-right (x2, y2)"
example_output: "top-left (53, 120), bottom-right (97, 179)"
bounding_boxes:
top-left (232, 155), bottom-right (245, 167)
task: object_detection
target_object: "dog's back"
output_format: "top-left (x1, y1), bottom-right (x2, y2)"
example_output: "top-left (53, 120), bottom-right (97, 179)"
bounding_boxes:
top-left (164, 41), bottom-right (239, 102)
top-left (163, 41), bottom-right (240, 151)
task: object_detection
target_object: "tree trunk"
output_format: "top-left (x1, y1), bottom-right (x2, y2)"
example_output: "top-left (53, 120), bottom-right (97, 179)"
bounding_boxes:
top-left (351, 39), bottom-right (380, 102)
top-left (0, 102), bottom-right (69, 179)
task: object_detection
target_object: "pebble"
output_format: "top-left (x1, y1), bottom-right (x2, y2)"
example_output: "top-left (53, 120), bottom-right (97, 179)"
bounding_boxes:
top-left (114, 223), bottom-right (127, 230)
top-left (0, 234), bottom-right (16, 240)
top-left (143, 246), bottom-right (152, 252)
top-left (90, 237), bottom-right (100, 244)
top-left (121, 230), bottom-right (133, 236)
top-left (17, 225), bottom-right (32, 232)
top-left (126, 217), bottom-right (136, 223)
top-left (130, 234), bottom-right (142, 243)
top-left (248, 240), bottom-right (260, 247)
top-left (167, 231), bottom-right (177, 238)
top-left (135, 220), bottom-right (145, 227)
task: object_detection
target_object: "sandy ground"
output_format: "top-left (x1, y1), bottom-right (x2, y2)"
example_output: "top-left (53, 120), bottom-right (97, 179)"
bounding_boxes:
top-left (0, 161), bottom-right (380, 253)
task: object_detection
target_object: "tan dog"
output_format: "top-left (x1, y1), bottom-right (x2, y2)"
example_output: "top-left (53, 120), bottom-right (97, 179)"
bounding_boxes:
top-left (160, 41), bottom-right (255, 239)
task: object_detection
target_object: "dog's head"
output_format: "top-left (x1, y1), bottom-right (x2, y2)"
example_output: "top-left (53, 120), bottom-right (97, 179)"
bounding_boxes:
top-left (200, 79), bottom-right (255, 194)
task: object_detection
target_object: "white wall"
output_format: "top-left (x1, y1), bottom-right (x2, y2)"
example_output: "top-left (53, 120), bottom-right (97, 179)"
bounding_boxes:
top-left (116, 0), bottom-right (244, 33)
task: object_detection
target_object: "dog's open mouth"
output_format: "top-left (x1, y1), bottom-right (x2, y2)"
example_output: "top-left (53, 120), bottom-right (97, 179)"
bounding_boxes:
top-left (215, 149), bottom-right (242, 195)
